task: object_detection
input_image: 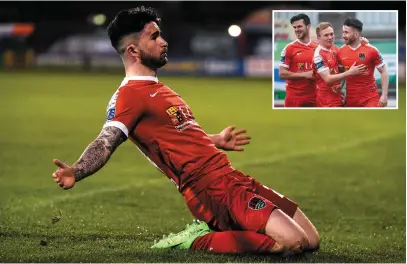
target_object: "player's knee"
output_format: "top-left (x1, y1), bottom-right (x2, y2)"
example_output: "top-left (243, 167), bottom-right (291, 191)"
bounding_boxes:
top-left (280, 231), bottom-right (309, 255)
top-left (306, 229), bottom-right (320, 251)
top-left (282, 239), bottom-right (306, 256)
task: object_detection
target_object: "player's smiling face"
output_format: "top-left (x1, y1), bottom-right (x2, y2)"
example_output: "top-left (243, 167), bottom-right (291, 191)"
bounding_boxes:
top-left (318, 26), bottom-right (334, 48)
top-left (292, 19), bottom-right (309, 41)
top-left (137, 21), bottom-right (169, 69)
top-left (342, 25), bottom-right (358, 45)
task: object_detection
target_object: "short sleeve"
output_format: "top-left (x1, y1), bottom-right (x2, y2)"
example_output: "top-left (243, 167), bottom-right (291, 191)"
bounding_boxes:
top-left (314, 53), bottom-right (328, 73)
top-left (372, 47), bottom-right (385, 69)
top-left (279, 45), bottom-right (291, 68)
top-left (103, 86), bottom-right (145, 137)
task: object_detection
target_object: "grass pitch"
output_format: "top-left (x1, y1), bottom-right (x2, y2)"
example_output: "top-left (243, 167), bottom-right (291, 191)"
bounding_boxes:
top-left (0, 71), bottom-right (405, 262)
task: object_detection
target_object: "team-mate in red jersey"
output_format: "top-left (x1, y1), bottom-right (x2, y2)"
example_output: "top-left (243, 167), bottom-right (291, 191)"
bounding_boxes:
top-left (279, 14), bottom-right (318, 107)
top-left (313, 22), bottom-right (366, 107)
top-left (337, 18), bottom-right (389, 107)
top-left (51, 7), bottom-right (319, 255)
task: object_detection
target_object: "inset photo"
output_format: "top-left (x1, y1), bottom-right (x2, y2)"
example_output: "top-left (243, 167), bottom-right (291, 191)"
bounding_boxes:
top-left (272, 10), bottom-right (398, 109)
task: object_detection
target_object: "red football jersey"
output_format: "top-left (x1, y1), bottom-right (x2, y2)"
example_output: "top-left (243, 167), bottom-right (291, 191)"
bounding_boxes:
top-left (103, 76), bottom-right (233, 192)
top-left (313, 45), bottom-right (342, 106)
top-left (337, 44), bottom-right (385, 97)
top-left (279, 39), bottom-right (318, 97)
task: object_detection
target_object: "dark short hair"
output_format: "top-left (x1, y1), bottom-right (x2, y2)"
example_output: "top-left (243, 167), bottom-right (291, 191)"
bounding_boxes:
top-left (107, 6), bottom-right (161, 53)
top-left (343, 18), bottom-right (363, 32)
top-left (290, 14), bottom-right (311, 26)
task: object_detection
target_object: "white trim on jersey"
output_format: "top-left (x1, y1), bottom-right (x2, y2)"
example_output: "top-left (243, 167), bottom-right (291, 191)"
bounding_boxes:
top-left (314, 46), bottom-right (329, 73)
top-left (366, 44), bottom-right (387, 69)
top-left (376, 62), bottom-right (386, 69)
top-left (318, 45), bottom-right (330, 52)
top-left (103, 121), bottom-right (129, 137)
top-left (279, 63), bottom-right (289, 68)
top-left (348, 43), bottom-right (361, 51)
top-left (120, 76), bottom-right (159, 87)
top-left (297, 39), bottom-right (312, 46)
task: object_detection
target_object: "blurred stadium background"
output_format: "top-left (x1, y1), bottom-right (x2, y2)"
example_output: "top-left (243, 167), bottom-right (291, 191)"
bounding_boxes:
top-left (1, 2), bottom-right (403, 82)
top-left (0, 1), bottom-right (405, 263)
top-left (273, 11), bottom-right (403, 107)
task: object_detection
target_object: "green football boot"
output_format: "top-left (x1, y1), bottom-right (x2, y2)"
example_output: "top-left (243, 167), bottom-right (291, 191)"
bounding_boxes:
top-left (151, 220), bottom-right (212, 249)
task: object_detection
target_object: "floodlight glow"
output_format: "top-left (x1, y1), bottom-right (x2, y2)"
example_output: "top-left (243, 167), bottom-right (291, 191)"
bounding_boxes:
top-left (92, 14), bottom-right (106, 26)
top-left (228, 25), bottom-right (241, 37)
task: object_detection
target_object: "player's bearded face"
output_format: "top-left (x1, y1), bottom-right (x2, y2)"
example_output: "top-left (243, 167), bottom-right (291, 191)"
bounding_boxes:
top-left (136, 22), bottom-right (169, 70)
top-left (292, 20), bottom-right (309, 40)
top-left (139, 47), bottom-right (168, 70)
top-left (342, 25), bottom-right (358, 45)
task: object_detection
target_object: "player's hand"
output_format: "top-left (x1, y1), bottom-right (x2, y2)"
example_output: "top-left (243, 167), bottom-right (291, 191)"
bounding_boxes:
top-left (348, 61), bottom-right (366, 76)
top-left (302, 71), bottom-right (315, 80)
top-left (331, 84), bottom-right (342, 94)
top-left (378, 95), bottom-right (388, 107)
top-left (360, 37), bottom-right (369, 45)
top-left (219, 125), bottom-right (251, 151)
top-left (52, 159), bottom-right (76, 190)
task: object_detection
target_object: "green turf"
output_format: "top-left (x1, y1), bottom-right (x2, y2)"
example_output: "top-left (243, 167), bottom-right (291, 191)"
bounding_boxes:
top-left (0, 71), bottom-right (405, 262)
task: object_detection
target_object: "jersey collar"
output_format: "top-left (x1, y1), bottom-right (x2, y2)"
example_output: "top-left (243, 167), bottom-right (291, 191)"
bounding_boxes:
top-left (318, 45), bottom-right (330, 51)
top-left (297, 39), bottom-right (312, 46)
top-left (348, 43), bottom-right (362, 51)
top-left (121, 76), bottom-right (159, 86)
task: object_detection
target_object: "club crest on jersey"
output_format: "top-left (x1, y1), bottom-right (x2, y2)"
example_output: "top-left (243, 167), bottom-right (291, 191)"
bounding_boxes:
top-left (166, 106), bottom-right (183, 125)
top-left (297, 63), bottom-right (305, 70)
top-left (358, 52), bottom-right (366, 61)
top-left (248, 197), bottom-right (266, 210)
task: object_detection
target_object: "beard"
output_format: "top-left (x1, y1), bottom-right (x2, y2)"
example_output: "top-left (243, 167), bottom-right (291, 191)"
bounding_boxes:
top-left (139, 49), bottom-right (168, 70)
top-left (296, 31), bottom-right (305, 39)
top-left (345, 35), bottom-right (357, 45)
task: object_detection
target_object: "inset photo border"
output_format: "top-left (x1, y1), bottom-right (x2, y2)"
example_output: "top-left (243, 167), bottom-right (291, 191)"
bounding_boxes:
top-left (272, 10), bottom-right (399, 109)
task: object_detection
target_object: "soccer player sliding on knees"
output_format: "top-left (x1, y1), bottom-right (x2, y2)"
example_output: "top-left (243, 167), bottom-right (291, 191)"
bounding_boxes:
top-left (52, 6), bottom-right (319, 255)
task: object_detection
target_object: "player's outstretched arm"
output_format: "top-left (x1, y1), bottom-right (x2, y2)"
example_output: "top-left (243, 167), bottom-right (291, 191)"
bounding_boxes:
top-left (377, 65), bottom-right (389, 107)
top-left (51, 126), bottom-right (127, 189)
top-left (209, 125), bottom-right (251, 151)
top-left (319, 62), bottom-right (365, 85)
top-left (279, 66), bottom-right (314, 80)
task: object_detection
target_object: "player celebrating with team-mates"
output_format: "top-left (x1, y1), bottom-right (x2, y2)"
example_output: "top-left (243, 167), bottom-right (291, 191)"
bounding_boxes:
top-left (337, 18), bottom-right (389, 107)
top-left (279, 14), bottom-right (319, 107)
top-left (51, 7), bottom-right (320, 255)
top-left (313, 22), bottom-right (366, 107)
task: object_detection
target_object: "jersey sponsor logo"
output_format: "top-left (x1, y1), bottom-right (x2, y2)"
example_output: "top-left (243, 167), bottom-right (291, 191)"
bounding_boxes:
top-left (248, 196), bottom-right (266, 210)
top-left (358, 52), bottom-right (366, 61)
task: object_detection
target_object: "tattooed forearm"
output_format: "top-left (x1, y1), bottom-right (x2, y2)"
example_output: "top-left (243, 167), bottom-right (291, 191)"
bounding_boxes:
top-left (72, 126), bottom-right (127, 182)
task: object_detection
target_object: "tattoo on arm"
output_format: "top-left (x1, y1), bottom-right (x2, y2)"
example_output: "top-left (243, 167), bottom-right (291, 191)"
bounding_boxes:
top-left (72, 126), bottom-right (127, 182)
